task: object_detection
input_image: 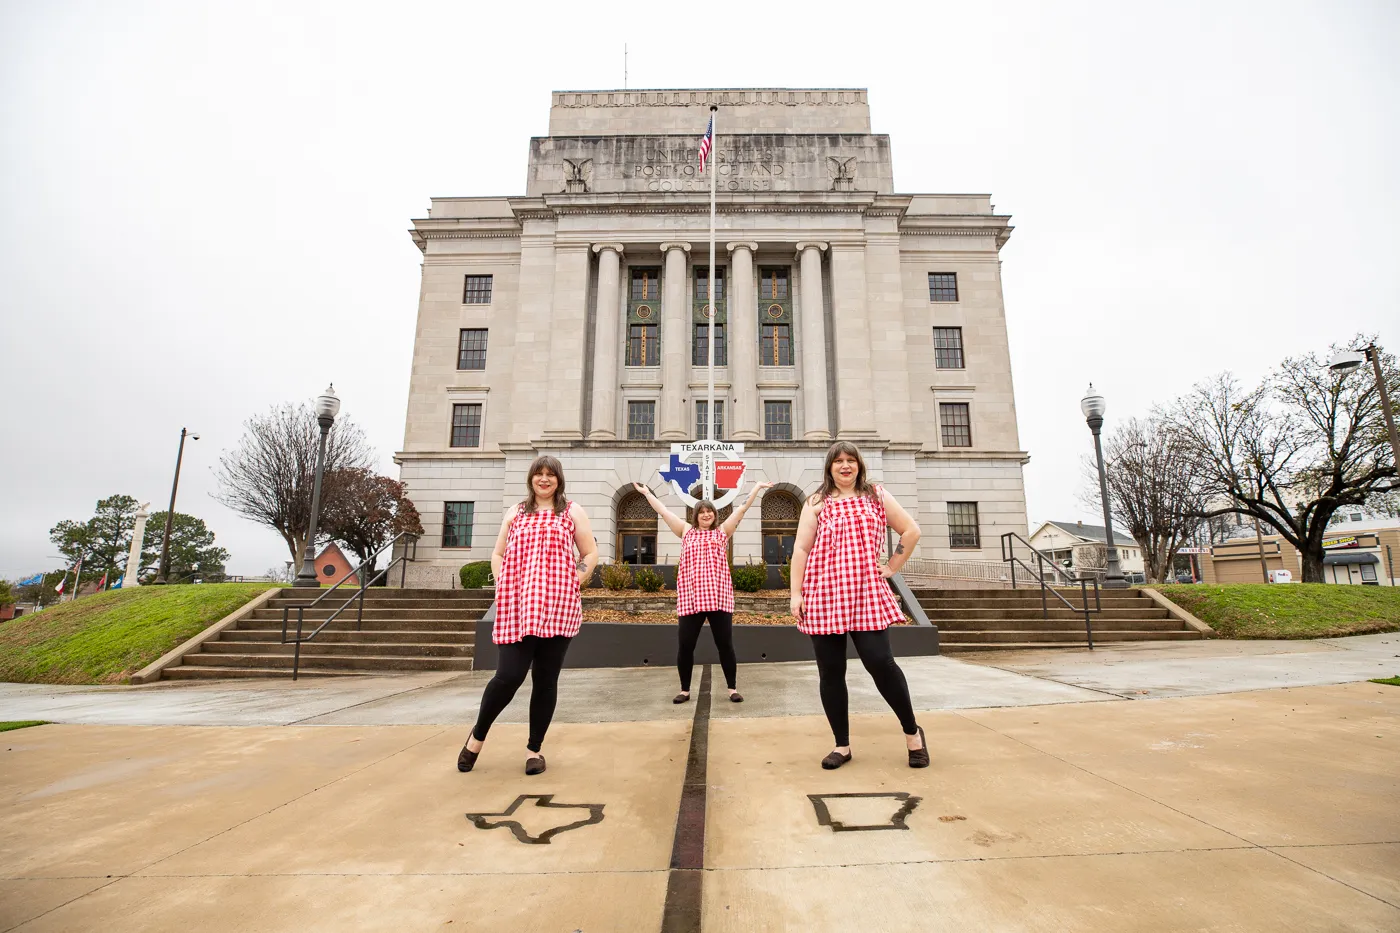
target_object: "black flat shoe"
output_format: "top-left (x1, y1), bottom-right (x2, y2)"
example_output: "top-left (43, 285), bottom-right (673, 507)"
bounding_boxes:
top-left (457, 742), bottom-right (479, 773)
top-left (525, 754), bottom-right (546, 775)
top-left (673, 693), bottom-right (691, 704)
top-left (821, 750), bottom-right (852, 770)
top-left (729, 692), bottom-right (744, 703)
top-left (908, 726), bottom-right (930, 769)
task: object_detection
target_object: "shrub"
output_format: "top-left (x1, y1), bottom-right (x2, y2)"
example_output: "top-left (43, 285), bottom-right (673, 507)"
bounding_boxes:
top-left (635, 567), bottom-right (665, 592)
top-left (731, 562), bottom-right (766, 593)
top-left (601, 562), bottom-right (635, 591)
top-left (459, 561), bottom-right (492, 589)
top-left (779, 560), bottom-right (791, 588)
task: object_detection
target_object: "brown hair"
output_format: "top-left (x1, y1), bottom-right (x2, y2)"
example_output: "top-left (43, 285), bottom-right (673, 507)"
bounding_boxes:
top-left (521, 455), bottom-right (567, 515)
top-left (692, 499), bottom-right (718, 529)
top-left (809, 441), bottom-right (877, 505)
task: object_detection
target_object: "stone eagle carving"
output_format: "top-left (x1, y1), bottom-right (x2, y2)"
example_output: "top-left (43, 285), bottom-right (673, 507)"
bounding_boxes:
top-left (563, 157), bottom-right (593, 193)
top-left (827, 156), bottom-right (857, 185)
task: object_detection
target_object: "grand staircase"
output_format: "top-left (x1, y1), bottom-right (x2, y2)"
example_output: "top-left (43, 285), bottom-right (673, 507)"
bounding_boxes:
top-left (162, 588), bottom-right (492, 680)
top-left (913, 587), bottom-right (1206, 651)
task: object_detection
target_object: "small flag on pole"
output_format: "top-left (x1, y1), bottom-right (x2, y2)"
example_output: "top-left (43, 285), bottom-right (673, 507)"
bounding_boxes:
top-left (55, 576), bottom-right (66, 595)
top-left (95, 572), bottom-right (108, 591)
top-left (698, 115), bottom-right (714, 173)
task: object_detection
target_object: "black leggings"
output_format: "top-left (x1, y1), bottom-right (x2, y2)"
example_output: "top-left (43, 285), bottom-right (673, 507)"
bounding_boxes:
top-left (678, 611), bottom-right (737, 691)
top-left (471, 635), bottom-right (572, 752)
top-left (810, 629), bottom-right (918, 747)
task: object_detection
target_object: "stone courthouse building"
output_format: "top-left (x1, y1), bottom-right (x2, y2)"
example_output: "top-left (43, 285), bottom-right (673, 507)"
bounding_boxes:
top-left (397, 88), bottom-right (1028, 586)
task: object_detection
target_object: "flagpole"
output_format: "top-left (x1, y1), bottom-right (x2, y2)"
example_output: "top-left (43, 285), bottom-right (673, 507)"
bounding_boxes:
top-left (706, 104), bottom-right (718, 501)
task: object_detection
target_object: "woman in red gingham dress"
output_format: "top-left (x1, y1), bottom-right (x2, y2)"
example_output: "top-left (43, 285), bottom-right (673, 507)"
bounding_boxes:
top-left (633, 480), bottom-right (773, 704)
top-left (457, 456), bottom-right (598, 777)
top-left (790, 442), bottom-right (929, 771)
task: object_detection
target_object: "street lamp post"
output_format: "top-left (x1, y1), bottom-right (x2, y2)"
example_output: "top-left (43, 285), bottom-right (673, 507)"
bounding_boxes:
top-left (1081, 384), bottom-right (1129, 588)
top-left (294, 385), bottom-right (341, 588)
top-left (1330, 344), bottom-right (1400, 481)
top-left (154, 428), bottom-right (199, 585)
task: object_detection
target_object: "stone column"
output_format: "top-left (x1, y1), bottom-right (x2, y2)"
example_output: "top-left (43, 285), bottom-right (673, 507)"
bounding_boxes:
top-left (542, 243), bottom-right (592, 439)
top-left (796, 241), bottom-right (831, 440)
top-left (726, 241), bottom-right (760, 440)
top-left (588, 243), bottom-right (624, 439)
top-left (828, 241), bottom-right (878, 439)
top-left (659, 241), bottom-right (691, 440)
top-left (121, 504), bottom-right (151, 587)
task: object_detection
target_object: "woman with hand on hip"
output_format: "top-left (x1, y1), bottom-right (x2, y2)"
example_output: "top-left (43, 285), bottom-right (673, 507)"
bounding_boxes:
top-left (457, 455), bottom-right (598, 776)
top-left (632, 479), bottom-right (773, 704)
top-left (789, 442), bottom-right (928, 771)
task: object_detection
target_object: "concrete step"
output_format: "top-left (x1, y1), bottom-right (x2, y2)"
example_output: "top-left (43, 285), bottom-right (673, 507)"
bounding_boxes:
top-left (912, 588), bottom-right (1149, 600)
top-left (199, 641), bottom-right (473, 658)
top-left (178, 652), bottom-right (474, 671)
top-left (921, 607), bottom-right (1171, 621)
top-left (271, 587), bottom-right (492, 600)
top-left (249, 607), bottom-right (487, 622)
top-left (267, 598), bottom-right (492, 611)
top-left (162, 665), bottom-right (369, 680)
top-left (240, 618), bottom-right (474, 633)
top-left (939, 630), bottom-right (1203, 644)
top-left (222, 629), bottom-right (474, 644)
top-left (918, 597), bottom-right (1155, 610)
top-left (932, 618), bottom-right (1188, 633)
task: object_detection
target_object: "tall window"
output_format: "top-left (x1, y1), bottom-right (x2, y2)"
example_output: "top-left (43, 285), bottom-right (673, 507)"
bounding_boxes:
top-left (928, 272), bottom-right (958, 302)
top-left (764, 401), bottom-right (792, 441)
top-left (939, 402), bottom-right (971, 448)
top-left (628, 401), bottom-right (656, 440)
top-left (443, 502), bottom-right (474, 548)
top-left (694, 266), bottom-right (725, 301)
top-left (760, 267), bottom-right (789, 299)
top-left (692, 324), bottom-right (727, 366)
top-left (761, 324), bottom-right (792, 366)
top-left (631, 268), bottom-right (656, 300)
top-left (450, 403), bottom-right (482, 448)
top-left (617, 491), bottom-right (658, 565)
top-left (947, 502), bottom-right (980, 549)
top-left (761, 490), bottom-right (801, 565)
top-left (463, 275), bottom-right (493, 304)
top-left (696, 400), bottom-right (724, 440)
top-left (457, 329), bottom-right (488, 370)
top-left (932, 327), bottom-right (964, 369)
top-left (628, 324), bottom-right (659, 366)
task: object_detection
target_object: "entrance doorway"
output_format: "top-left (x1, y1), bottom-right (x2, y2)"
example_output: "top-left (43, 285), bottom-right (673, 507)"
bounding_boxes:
top-left (616, 490), bottom-right (658, 564)
top-left (762, 489), bottom-right (802, 565)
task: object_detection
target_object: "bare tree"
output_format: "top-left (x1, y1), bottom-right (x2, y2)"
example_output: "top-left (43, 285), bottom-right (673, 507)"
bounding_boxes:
top-left (214, 403), bottom-right (375, 562)
top-left (320, 468), bottom-right (425, 578)
top-left (1165, 339), bottom-right (1398, 582)
top-left (1080, 416), bottom-right (1209, 583)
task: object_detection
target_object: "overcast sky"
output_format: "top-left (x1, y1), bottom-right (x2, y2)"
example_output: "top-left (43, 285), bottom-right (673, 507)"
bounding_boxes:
top-left (1, 1), bottom-right (1396, 578)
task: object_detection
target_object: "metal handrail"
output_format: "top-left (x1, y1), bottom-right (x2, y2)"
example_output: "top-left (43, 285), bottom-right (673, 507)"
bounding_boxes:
top-left (1000, 532), bottom-right (1100, 649)
top-left (280, 533), bottom-right (420, 680)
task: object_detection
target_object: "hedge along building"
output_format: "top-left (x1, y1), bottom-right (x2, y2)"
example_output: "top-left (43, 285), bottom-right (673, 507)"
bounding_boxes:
top-left (396, 88), bottom-right (1029, 587)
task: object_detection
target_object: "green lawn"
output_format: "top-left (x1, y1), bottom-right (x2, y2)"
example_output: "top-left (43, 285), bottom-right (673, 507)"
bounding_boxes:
top-left (1155, 584), bottom-right (1400, 639)
top-left (0, 721), bottom-right (47, 732)
top-left (0, 584), bottom-right (279, 685)
top-left (1371, 677), bottom-right (1400, 687)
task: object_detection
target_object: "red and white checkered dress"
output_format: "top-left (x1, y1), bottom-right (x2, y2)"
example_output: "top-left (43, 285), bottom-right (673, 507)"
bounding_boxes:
top-left (798, 486), bottom-right (903, 635)
top-left (492, 503), bottom-right (583, 645)
top-left (675, 527), bottom-right (734, 615)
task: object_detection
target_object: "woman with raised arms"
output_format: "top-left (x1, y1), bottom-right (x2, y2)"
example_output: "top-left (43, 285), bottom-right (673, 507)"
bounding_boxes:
top-left (789, 442), bottom-right (928, 770)
top-left (632, 479), bottom-right (773, 704)
top-left (457, 456), bottom-right (598, 776)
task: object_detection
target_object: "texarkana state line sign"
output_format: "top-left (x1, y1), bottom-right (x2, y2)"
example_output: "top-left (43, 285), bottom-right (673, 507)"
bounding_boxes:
top-left (658, 441), bottom-right (746, 508)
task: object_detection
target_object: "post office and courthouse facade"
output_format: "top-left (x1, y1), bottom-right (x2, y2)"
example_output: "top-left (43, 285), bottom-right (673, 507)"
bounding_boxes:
top-left (397, 88), bottom-right (1029, 586)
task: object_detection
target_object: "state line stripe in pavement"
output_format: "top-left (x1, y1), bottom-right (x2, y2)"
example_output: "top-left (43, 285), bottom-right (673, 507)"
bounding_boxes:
top-left (662, 663), bottom-right (711, 933)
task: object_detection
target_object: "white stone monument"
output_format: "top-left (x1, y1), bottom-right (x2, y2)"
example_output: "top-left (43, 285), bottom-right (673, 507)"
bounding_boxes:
top-left (120, 503), bottom-right (151, 588)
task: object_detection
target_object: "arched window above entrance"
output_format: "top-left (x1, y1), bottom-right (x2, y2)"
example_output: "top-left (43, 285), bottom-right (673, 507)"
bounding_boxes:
top-left (761, 490), bottom-right (802, 565)
top-left (616, 491), bottom-right (658, 565)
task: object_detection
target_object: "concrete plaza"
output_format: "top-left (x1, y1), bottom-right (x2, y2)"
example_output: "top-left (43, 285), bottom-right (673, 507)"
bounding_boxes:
top-left (2, 634), bottom-right (1398, 931)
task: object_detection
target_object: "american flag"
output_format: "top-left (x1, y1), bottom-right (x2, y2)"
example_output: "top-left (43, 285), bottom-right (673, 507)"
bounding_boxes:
top-left (698, 115), bottom-right (714, 173)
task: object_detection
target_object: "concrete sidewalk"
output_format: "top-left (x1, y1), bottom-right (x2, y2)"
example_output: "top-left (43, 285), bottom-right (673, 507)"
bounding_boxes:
top-left (1, 636), bottom-right (1397, 931)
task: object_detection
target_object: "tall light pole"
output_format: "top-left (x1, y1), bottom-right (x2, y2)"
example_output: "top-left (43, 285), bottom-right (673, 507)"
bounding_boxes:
top-left (1330, 344), bottom-right (1400, 482)
top-left (294, 385), bottom-right (341, 588)
top-left (1081, 384), bottom-right (1129, 588)
top-left (154, 428), bottom-right (199, 584)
